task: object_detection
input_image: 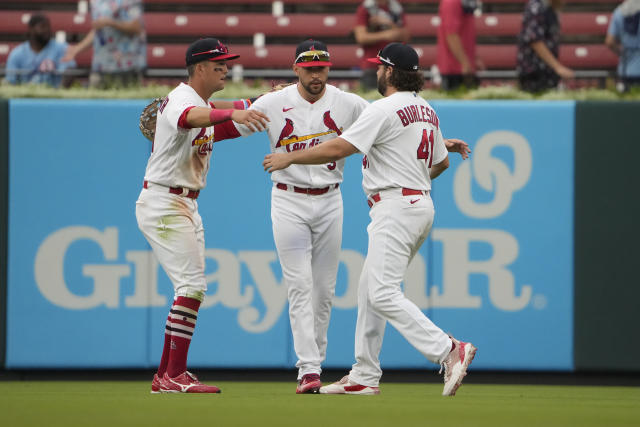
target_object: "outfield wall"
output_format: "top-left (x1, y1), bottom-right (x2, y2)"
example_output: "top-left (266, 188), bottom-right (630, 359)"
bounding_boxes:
top-left (0, 99), bottom-right (636, 372)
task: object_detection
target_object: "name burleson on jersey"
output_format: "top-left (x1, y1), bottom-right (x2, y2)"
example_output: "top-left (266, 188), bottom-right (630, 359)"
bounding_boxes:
top-left (396, 104), bottom-right (439, 129)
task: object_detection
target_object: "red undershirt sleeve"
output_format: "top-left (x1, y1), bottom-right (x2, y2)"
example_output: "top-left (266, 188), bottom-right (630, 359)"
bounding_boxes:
top-left (177, 106), bottom-right (197, 129)
top-left (214, 120), bottom-right (241, 142)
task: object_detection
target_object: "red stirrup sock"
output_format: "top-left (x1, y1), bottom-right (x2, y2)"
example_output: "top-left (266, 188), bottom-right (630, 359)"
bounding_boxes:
top-left (166, 296), bottom-right (201, 378)
top-left (156, 300), bottom-right (176, 377)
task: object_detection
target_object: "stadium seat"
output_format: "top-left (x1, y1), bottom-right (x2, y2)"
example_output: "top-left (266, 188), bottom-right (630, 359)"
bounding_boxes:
top-left (0, 11), bottom-right (611, 39)
top-left (144, 13), bottom-right (355, 38)
top-left (561, 13), bottom-right (611, 36)
top-left (146, 43), bottom-right (619, 70)
top-left (476, 44), bottom-right (618, 69)
top-left (409, 12), bottom-right (611, 38)
top-left (145, 43), bottom-right (364, 69)
top-left (0, 11), bottom-right (91, 36)
top-left (559, 44), bottom-right (618, 68)
top-left (0, 39), bottom-right (617, 70)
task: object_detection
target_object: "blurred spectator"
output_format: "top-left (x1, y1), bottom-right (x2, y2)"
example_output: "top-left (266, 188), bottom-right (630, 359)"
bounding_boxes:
top-left (353, 0), bottom-right (410, 90)
top-left (517, 0), bottom-right (574, 92)
top-left (437, 0), bottom-right (482, 90)
top-left (606, 0), bottom-right (640, 90)
top-left (64, 0), bottom-right (146, 88)
top-left (5, 14), bottom-right (76, 87)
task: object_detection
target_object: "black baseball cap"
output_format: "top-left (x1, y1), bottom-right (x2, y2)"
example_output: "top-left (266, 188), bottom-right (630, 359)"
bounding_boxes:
top-left (294, 39), bottom-right (333, 68)
top-left (185, 38), bottom-right (239, 66)
top-left (367, 42), bottom-right (420, 71)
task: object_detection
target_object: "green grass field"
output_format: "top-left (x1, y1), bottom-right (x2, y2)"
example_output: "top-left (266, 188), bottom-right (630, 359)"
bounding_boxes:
top-left (1, 381), bottom-right (638, 427)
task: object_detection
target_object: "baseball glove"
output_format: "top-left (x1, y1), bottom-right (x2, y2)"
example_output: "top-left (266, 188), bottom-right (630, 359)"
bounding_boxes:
top-left (139, 97), bottom-right (165, 142)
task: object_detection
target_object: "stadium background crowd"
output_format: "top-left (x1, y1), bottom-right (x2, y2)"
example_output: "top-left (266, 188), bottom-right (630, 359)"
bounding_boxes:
top-left (0, 0), bottom-right (637, 94)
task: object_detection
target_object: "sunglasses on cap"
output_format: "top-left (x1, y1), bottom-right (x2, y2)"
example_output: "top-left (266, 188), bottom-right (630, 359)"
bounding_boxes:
top-left (295, 50), bottom-right (331, 64)
top-left (192, 47), bottom-right (229, 58)
top-left (376, 50), bottom-right (395, 67)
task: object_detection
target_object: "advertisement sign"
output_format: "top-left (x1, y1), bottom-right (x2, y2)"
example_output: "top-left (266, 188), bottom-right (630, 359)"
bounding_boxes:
top-left (6, 99), bottom-right (574, 370)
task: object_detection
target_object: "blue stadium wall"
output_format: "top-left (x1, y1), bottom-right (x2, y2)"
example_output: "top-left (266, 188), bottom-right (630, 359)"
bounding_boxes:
top-left (0, 99), bottom-right (636, 371)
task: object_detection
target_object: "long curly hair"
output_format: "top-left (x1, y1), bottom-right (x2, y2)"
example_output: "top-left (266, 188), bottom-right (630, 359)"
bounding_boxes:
top-left (388, 67), bottom-right (425, 92)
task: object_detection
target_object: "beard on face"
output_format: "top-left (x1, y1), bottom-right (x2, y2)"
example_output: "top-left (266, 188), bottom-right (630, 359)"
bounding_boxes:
top-left (377, 71), bottom-right (388, 96)
top-left (33, 32), bottom-right (51, 47)
top-left (301, 79), bottom-right (325, 96)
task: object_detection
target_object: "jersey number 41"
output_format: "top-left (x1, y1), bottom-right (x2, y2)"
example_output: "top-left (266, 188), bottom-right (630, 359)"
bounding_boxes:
top-left (417, 129), bottom-right (434, 168)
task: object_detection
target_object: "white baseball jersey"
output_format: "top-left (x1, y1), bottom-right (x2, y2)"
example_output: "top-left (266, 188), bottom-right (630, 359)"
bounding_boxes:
top-left (342, 91), bottom-right (455, 388)
top-left (144, 83), bottom-right (215, 190)
top-left (234, 83), bottom-right (368, 380)
top-left (235, 84), bottom-right (370, 187)
top-left (340, 91), bottom-right (447, 196)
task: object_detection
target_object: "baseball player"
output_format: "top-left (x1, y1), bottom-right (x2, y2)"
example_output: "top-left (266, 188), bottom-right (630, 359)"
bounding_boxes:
top-left (229, 39), bottom-right (371, 394)
top-left (263, 42), bottom-right (476, 397)
top-left (136, 37), bottom-right (268, 394)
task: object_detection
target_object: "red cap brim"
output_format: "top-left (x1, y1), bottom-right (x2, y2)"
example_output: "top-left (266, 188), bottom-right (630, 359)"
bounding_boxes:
top-left (208, 53), bottom-right (240, 61)
top-left (295, 61), bottom-right (333, 68)
top-left (367, 57), bottom-right (383, 65)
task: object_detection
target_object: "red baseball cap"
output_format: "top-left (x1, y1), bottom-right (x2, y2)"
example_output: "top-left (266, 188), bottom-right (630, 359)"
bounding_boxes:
top-left (294, 39), bottom-right (333, 68)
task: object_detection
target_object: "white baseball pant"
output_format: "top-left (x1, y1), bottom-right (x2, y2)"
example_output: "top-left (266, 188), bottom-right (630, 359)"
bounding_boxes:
top-left (135, 185), bottom-right (207, 301)
top-left (271, 186), bottom-right (343, 379)
top-left (349, 188), bottom-right (452, 387)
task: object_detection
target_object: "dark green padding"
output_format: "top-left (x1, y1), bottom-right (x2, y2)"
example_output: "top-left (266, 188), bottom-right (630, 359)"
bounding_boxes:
top-left (574, 101), bottom-right (640, 371)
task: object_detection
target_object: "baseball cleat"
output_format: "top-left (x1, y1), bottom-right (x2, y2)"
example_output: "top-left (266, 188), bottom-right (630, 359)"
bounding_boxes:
top-left (441, 336), bottom-right (477, 396)
top-left (319, 375), bottom-right (380, 395)
top-left (162, 371), bottom-right (221, 394)
top-left (150, 373), bottom-right (163, 394)
top-left (296, 373), bottom-right (322, 394)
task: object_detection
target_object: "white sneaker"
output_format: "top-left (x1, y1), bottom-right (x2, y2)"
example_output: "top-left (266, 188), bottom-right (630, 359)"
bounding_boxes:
top-left (319, 375), bottom-right (380, 395)
top-left (440, 336), bottom-right (477, 396)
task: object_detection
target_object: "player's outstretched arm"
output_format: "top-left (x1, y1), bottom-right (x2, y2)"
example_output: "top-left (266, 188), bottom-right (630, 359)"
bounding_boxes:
top-left (445, 138), bottom-right (471, 160)
top-left (230, 109), bottom-right (269, 132)
top-left (263, 137), bottom-right (357, 173)
top-left (186, 107), bottom-right (269, 131)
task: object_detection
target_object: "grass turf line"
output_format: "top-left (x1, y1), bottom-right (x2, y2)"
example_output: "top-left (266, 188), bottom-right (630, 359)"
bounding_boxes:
top-left (0, 381), bottom-right (638, 427)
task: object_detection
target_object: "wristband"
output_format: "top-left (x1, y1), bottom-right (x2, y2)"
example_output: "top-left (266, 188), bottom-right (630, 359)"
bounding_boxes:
top-left (209, 108), bottom-right (233, 124)
top-left (233, 100), bottom-right (248, 109)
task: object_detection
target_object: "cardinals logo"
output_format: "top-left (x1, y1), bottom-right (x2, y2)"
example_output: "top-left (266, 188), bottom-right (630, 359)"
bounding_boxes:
top-left (323, 111), bottom-right (342, 136)
top-left (275, 118), bottom-right (296, 148)
top-left (216, 40), bottom-right (229, 53)
top-left (276, 111), bottom-right (343, 148)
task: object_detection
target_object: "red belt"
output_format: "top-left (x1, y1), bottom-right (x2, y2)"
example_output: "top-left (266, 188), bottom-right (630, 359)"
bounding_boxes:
top-left (367, 188), bottom-right (425, 208)
top-left (143, 180), bottom-right (200, 199)
top-left (276, 182), bottom-right (339, 196)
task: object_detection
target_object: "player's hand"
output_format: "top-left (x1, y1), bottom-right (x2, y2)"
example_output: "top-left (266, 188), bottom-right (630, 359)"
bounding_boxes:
top-left (555, 64), bottom-right (575, 79)
top-left (461, 61), bottom-right (472, 75)
top-left (370, 15), bottom-right (394, 28)
top-left (445, 138), bottom-right (471, 160)
top-left (62, 45), bottom-right (79, 62)
top-left (231, 109), bottom-right (269, 132)
top-left (263, 153), bottom-right (292, 173)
